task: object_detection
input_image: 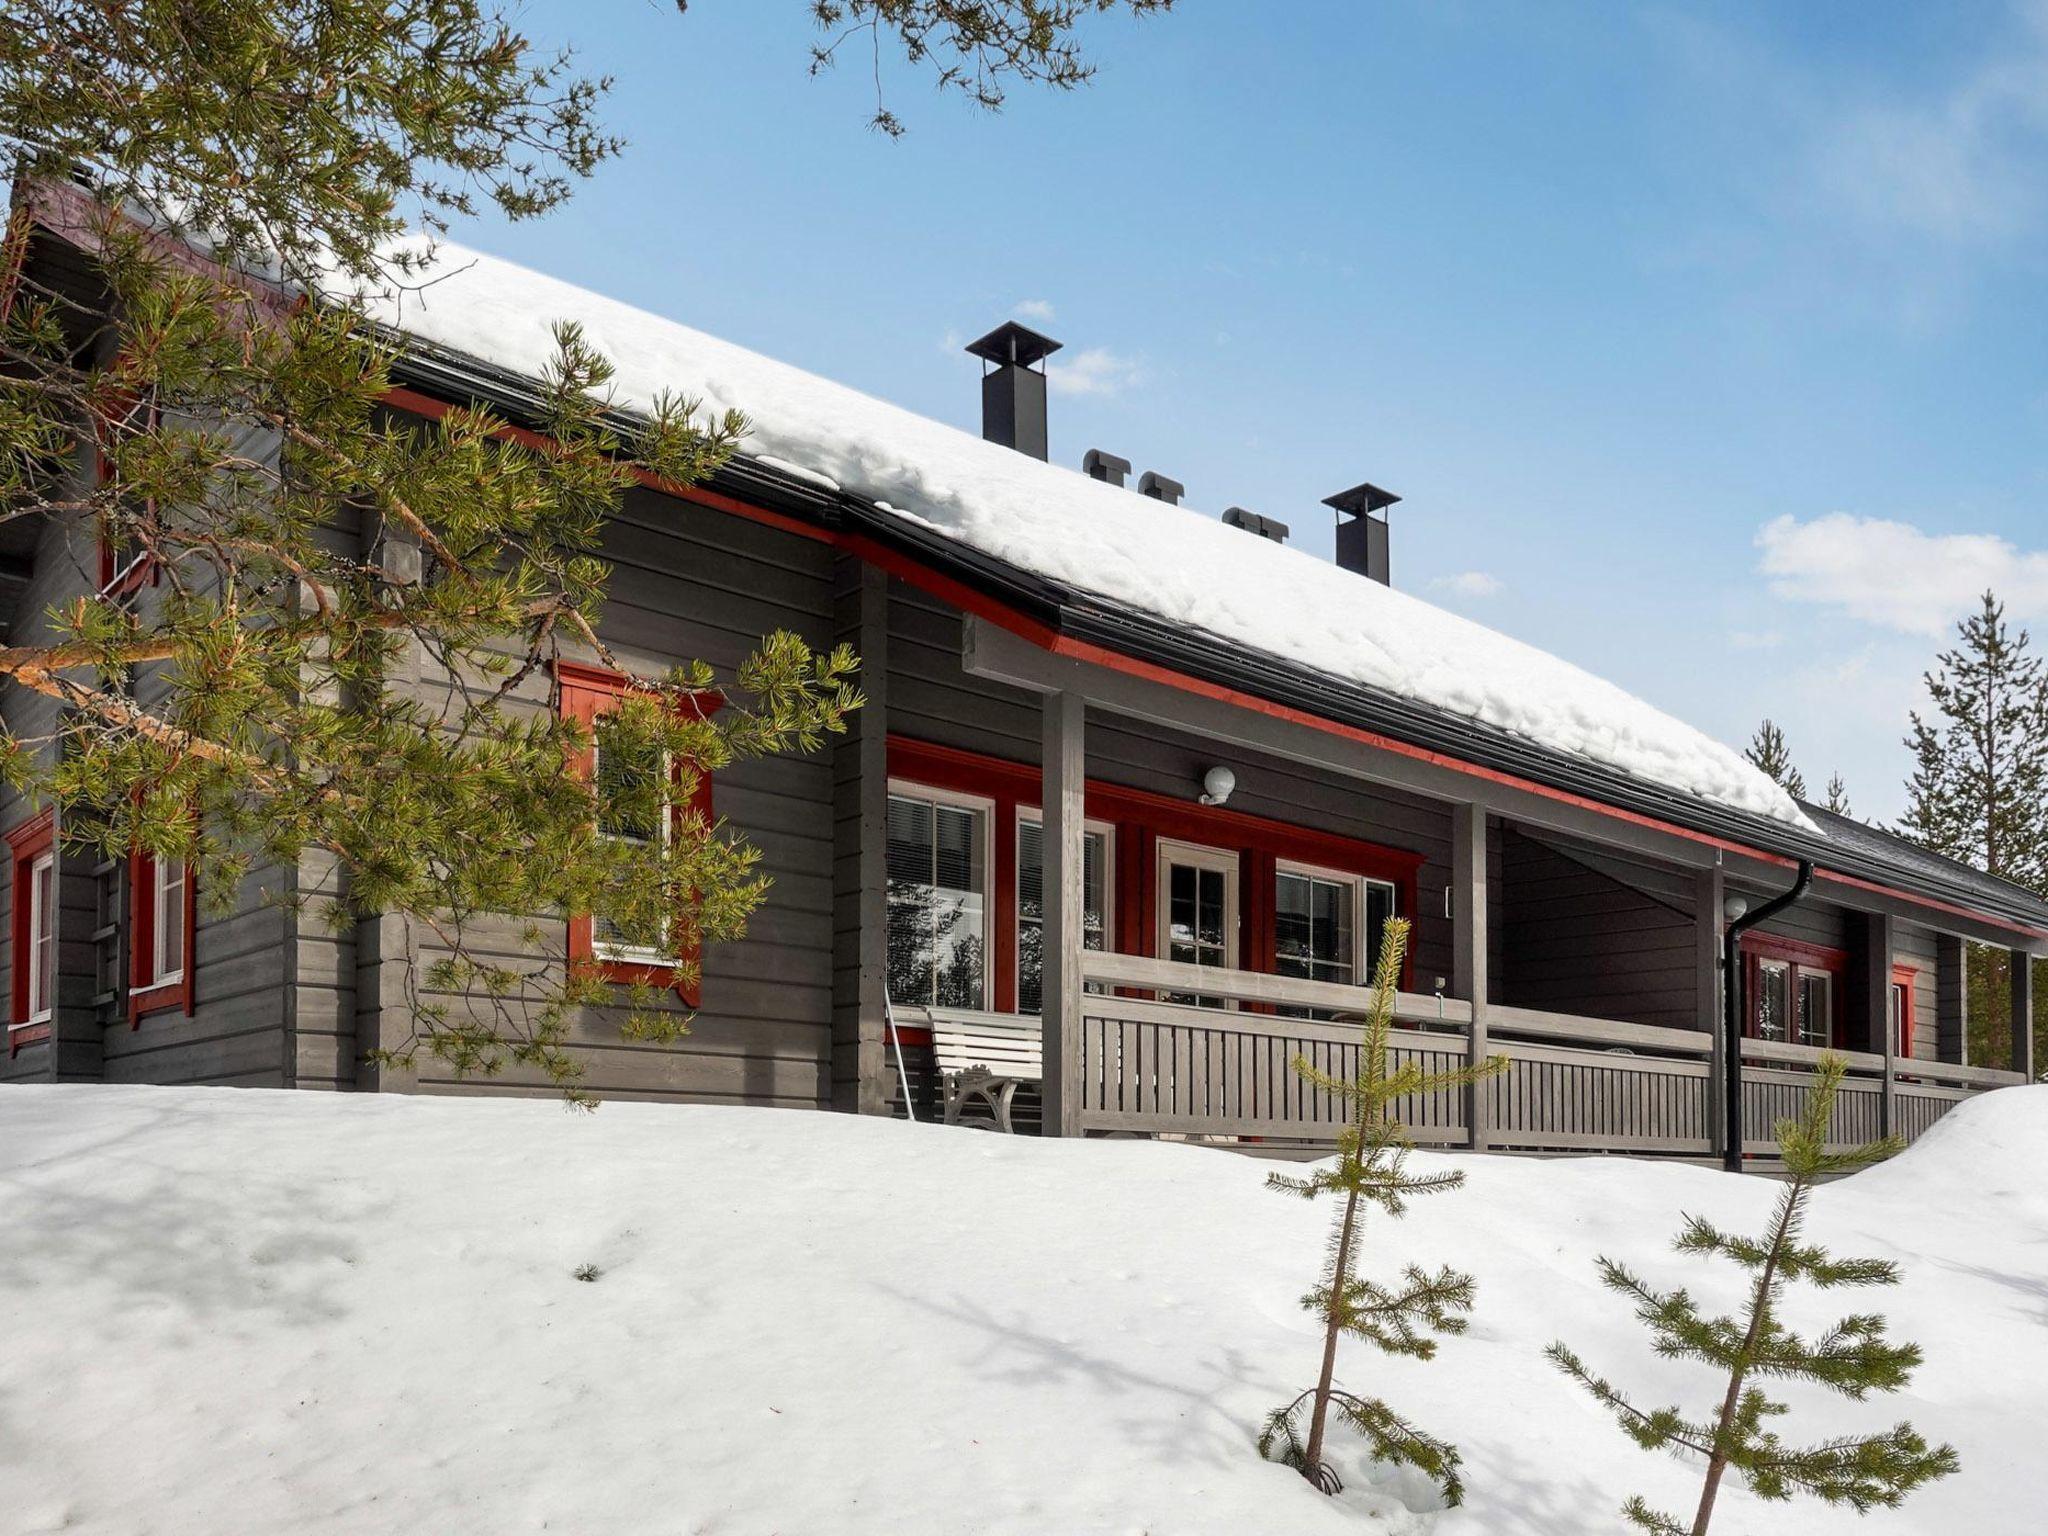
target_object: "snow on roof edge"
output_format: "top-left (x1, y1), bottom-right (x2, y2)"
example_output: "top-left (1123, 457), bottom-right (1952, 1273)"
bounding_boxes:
top-left (363, 238), bottom-right (1815, 832)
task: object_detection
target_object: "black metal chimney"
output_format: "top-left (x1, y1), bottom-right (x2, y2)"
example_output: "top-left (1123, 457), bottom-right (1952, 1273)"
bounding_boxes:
top-left (1138, 471), bottom-right (1184, 506)
top-left (1083, 448), bottom-right (1131, 487)
top-left (966, 322), bottom-right (1062, 460)
top-left (1222, 507), bottom-right (1289, 544)
top-left (1324, 482), bottom-right (1402, 586)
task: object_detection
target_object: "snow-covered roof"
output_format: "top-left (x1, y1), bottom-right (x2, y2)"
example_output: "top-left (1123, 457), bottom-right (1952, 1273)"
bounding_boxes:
top-left (370, 241), bottom-right (1810, 830)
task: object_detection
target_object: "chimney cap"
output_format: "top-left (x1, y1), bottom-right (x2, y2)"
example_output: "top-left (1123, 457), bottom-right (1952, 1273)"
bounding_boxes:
top-left (966, 321), bottom-right (1063, 370)
top-left (1222, 506), bottom-right (1290, 543)
top-left (1083, 448), bottom-right (1132, 485)
top-left (1138, 470), bottom-right (1185, 505)
top-left (1323, 482), bottom-right (1402, 519)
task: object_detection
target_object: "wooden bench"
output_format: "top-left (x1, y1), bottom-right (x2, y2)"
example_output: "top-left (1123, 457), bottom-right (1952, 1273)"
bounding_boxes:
top-left (928, 1009), bottom-right (1043, 1133)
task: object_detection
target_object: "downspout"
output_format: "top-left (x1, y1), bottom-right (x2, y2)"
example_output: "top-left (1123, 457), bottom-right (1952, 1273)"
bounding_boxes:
top-left (1721, 860), bottom-right (1814, 1173)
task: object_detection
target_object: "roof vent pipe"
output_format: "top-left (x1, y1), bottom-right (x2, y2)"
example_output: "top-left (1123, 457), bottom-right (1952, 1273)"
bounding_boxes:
top-left (1138, 471), bottom-right (1185, 506)
top-left (1083, 449), bottom-right (1131, 488)
top-left (1222, 507), bottom-right (1290, 544)
top-left (965, 322), bottom-right (1061, 461)
top-left (1324, 481), bottom-right (1402, 586)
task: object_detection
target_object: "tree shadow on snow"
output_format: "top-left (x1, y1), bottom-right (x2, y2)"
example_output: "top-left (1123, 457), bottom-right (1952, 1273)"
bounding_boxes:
top-left (874, 1281), bottom-right (1311, 1471)
top-left (0, 1103), bottom-right (373, 1346)
top-left (1928, 1250), bottom-right (2048, 1329)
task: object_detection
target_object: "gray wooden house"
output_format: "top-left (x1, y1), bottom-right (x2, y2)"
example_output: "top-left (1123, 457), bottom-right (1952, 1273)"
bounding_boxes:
top-left (4, 184), bottom-right (2042, 1163)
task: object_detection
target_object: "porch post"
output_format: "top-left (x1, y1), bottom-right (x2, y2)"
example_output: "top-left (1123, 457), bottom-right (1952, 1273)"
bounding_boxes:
top-left (1695, 864), bottom-right (1726, 1159)
top-left (1451, 803), bottom-right (1489, 1152)
top-left (1937, 934), bottom-right (1967, 1066)
top-left (1041, 689), bottom-right (1086, 1137)
top-left (2012, 949), bottom-right (2036, 1080)
top-left (831, 557), bottom-right (893, 1115)
top-left (1862, 910), bottom-right (1896, 1139)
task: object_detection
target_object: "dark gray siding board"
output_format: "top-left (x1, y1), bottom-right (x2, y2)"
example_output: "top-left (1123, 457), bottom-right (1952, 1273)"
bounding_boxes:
top-left (1498, 829), bottom-right (1697, 1030)
top-left (393, 489), bottom-right (841, 1106)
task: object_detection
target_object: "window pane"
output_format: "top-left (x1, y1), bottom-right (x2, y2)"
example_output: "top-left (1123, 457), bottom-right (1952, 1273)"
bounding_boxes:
top-left (886, 792), bottom-right (984, 1009)
top-left (31, 857), bottom-right (53, 1017)
top-left (593, 719), bottom-right (662, 844)
top-left (157, 859), bottom-right (185, 979)
top-left (1018, 823), bottom-right (1105, 1016)
top-left (1798, 973), bottom-right (1831, 1048)
top-left (1757, 960), bottom-right (1789, 1041)
top-left (1364, 881), bottom-right (1396, 978)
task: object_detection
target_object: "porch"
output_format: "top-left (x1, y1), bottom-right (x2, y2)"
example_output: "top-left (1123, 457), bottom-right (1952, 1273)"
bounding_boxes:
top-left (847, 602), bottom-right (2040, 1160)
top-left (893, 949), bottom-right (2020, 1156)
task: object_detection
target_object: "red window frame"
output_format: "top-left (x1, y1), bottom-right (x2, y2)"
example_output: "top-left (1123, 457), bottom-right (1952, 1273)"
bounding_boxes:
top-left (557, 660), bottom-right (721, 1005)
top-left (1739, 932), bottom-right (1846, 1047)
top-left (128, 848), bottom-right (197, 1025)
top-left (1891, 964), bottom-right (1918, 1060)
top-left (6, 810), bottom-right (56, 1053)
top-left (884, 736), bottom-right (1427, 1016)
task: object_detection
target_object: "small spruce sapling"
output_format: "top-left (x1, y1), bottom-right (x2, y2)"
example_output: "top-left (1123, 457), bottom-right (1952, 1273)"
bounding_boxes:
top-left (1259, 916), bottom-right (1507, 1502)
top-left (1548, 1056), bottom-right (1958, 1536)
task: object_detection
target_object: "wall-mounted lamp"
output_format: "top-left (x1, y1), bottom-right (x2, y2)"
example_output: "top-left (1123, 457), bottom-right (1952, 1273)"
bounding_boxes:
top-left (1723, 895), bottom-right (1750, 923)
top-left (1199, 765), bottom-right (1237, 806)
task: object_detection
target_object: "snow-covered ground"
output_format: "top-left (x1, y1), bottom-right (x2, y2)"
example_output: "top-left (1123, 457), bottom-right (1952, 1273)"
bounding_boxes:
top-left (2, 1085), bottom-right (2041, 1535)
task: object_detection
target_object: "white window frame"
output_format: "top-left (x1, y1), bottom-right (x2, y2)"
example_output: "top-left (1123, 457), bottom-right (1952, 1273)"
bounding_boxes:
top-left (1015, 809), bottom-right (1116, 1015)
top-left (1797, 969), bottom-right (1833, 1050)
top-left (886, 779), bottom-right (996, 1010)
top-left (591, 728), bottom-right (676, 967)
top-left (1155, 838), bottom-right (1240, 975)
top-left (26, 849), bottom-right (54, 1024)
top-left (150, 856), bottom-right (186, 987)
top-left (1273, 859), bottom-right (1398, 990)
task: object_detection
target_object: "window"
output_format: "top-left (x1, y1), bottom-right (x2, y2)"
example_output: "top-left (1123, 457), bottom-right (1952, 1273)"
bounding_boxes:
top-left (1016, 813), bottom-right (1112, 1015)
top-left (1156, 840), bottom-right (1239, 1005)
top-left (1275, 863), bottom-right (1398, 989)
top-left (7, 811), bottom-right (56, 1045)
top-left (1744, 937), bottom-right (1840, 1049)
top-left (128, 847), bottom-right (196, 1023)
top-left (591, 712), bottom-right (672, 966)
top-left (887, 784), bottom-right (991, 1009)
top-left (557, 661), bottom-right (719, 1003)
top-left (1891, 966), bottom-right (1918, 1059)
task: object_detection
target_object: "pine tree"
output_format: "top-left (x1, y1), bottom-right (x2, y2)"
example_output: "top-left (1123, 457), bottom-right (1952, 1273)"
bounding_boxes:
top-left (806, 1), bottom-right (1178, 135)
top-left (0, 4), bottom-right (875, 1094)
top-left (1548, 1057), bottom-right (1958, 1535)
top-left (1259, 917), bottom-right (1506, 1502)
top-left (1743, 718), bottom-right (1807, 800)
top-left (1824, 773), bottom-right (1852, 817)
top-left (1897, 591), bottom-right (2048, 1067)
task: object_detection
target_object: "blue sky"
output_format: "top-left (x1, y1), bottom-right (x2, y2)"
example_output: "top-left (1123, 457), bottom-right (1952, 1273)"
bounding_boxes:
top-left (456, 0), bottom-right (2048, 822)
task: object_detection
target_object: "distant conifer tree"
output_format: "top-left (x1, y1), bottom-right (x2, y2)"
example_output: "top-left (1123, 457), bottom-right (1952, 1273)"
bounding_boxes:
top-left (1549, 1057), bottom-right (1958, 1535)
top-left (1824, 773), bottom-right (1852, 817)
top-left (1743, 718), bottom-right (1807, 801)
top-left (1259, 917), bottom-right (1505, 1503)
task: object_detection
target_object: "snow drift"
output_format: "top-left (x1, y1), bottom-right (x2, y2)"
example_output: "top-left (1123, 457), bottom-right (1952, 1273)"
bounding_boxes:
top-left (366, 242), bottom-right (1807, 830)
top-left (3, 1084), bottom-right (2039, 1535)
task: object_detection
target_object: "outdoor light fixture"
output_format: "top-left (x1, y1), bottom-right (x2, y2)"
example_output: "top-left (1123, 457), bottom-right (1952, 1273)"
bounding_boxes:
top-left (1198, 765), bottom-right (1237, 806)
top-left (1723, 895), bottom-right (1750, 923)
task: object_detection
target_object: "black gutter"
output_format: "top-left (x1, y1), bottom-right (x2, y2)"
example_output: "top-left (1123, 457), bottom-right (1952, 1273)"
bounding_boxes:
top-left (383, 340), bottom-right (2048, 935)
top-left (1720, 860), bottom-right (1813, 1173)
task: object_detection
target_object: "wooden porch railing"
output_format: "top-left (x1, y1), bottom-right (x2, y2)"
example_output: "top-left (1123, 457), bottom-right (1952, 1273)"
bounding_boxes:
top-left (1062, 952), bottom-right (2023, 1157)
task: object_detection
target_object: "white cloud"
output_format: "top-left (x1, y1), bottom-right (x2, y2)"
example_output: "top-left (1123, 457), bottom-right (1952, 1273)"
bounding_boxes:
top-left (1014, 299), bottom-right (1056, 322)
top-left (1806, 2), bottom-right (2048, 251)
top-left (1755, 512), bottom-right (2048, 636)
top-left (1048, 346), bottom-right (1145, 398)
top-left (1431, 571), bottom-right (1504, 599)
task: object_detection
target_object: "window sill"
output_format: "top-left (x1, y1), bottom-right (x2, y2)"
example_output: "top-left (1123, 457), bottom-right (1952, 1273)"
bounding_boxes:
top-left (575, 955), bottom-right (700, 1007)
top-left (7, 1021), bottom-right (50, 1056)
top-left (128, 978), bottom-right (192, 1026)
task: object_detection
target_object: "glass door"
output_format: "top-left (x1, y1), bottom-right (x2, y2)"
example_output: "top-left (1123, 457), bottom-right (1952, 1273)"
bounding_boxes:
top-left (1155, 839), bottom-right (1238, 1005)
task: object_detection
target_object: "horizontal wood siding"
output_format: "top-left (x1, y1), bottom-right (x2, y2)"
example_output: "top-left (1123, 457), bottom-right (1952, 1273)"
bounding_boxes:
top-left (396, 487), bottom-right (839, 1107)
top-left (1498, 827), bottom-right (1697, 1031)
